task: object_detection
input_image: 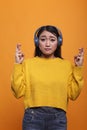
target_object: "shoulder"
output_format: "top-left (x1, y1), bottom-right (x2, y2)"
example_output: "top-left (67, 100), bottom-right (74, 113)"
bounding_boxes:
top-left (59, 58), bottom-right (73, 71)
top-left (23, 57), bottom-right (38, 65)
top-left (58, 58), bottom-right (72, 65)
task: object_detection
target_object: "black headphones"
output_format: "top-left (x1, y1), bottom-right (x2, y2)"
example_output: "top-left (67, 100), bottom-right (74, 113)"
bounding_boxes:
top-left (34, 26), bottom-right (63, 47)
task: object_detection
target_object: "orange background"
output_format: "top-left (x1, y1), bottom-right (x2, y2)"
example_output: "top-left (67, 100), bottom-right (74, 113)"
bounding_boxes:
top-left (0, 0), bottom-right (87, 130)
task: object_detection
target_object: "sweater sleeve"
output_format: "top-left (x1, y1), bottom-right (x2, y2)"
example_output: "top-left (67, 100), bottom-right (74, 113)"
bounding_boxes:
top-left (11, 61), bottom-right (26, 99)
top-left (67, 65), bottom-right (84, 100)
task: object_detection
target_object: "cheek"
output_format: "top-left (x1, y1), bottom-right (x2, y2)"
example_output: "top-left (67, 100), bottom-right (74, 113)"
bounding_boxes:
top-left (39, 42), bottom-right (44, 49)
top-left (38, 45), bottom-right (43, 53)
top-left (52, 43), bottom-right (58, 49)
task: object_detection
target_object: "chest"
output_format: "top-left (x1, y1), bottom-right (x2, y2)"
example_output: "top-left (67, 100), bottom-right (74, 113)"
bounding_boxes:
top-left (29, 62), bottom-right (70, 86)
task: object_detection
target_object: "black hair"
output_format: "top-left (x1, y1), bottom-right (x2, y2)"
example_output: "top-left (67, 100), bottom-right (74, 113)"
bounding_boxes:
top-left (34, 25), bottom-right (63, 58)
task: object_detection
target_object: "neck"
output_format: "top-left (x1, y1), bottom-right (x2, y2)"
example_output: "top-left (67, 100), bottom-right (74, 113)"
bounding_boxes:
top-left (41, 54), bottom-right (55, 59)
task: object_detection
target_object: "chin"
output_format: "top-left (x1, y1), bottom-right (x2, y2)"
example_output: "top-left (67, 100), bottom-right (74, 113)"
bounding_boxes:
top-left (42, 53), bottom-right (54, 58)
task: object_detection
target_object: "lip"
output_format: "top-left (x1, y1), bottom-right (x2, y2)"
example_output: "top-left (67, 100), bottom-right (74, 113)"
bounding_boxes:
top-left (44, 48), bottom-right (51, 51)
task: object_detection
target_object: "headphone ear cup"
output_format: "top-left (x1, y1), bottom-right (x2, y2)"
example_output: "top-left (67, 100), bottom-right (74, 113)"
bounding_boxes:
top-left (34, 27), bottom-right (41, 47)
top-left (58, 36), bottom-right (63, 46)
top-left (34, 37), bottom-right (39, 46)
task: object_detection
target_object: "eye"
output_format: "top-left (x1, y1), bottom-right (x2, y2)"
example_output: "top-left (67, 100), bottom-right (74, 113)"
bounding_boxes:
top-left (50, 39), bottom-right (56, 42)
top-left (40, 38), bottom-right (46, 42)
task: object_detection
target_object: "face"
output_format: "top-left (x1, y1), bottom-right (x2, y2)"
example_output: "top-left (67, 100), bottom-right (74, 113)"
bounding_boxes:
top-left (38, 30), bottom-right (58, 58)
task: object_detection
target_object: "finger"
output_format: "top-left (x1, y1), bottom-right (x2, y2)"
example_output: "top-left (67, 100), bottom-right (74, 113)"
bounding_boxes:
top-left (17, 43), bottom-right (21, 48)
top-left (76, 57), bottom-right (80, 62)
top-left (77, 48), bottom-right (84, 57)
top-left (79, 48), bottom-right (84, 55)
top-left (16, 43), bottom-right (21, 51)
top-left (74, 56), bottom-right (79, 61)
top-left (16, 50), bottom-right (22, 54)
top-left (16, 52), bottom-right (23, 58)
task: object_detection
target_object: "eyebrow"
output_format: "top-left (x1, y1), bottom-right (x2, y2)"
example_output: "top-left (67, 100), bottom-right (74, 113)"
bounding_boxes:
top-left (40, 35), bottom-right (56, 39)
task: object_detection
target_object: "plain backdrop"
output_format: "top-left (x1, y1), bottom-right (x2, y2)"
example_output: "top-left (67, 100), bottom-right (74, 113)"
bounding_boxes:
top-left (0, 0), bottom-right (87, 130)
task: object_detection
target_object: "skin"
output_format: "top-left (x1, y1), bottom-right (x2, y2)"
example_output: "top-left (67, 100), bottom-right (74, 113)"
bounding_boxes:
top-left (15, 44), bottom-right (24, 64)
top-left (15, 31), bottom-right (84, 66)
top-left (38, 31), bottom-right (58, 58)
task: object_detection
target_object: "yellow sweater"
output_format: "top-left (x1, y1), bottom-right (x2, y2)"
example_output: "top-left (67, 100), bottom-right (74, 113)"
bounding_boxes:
top-left (11, 57), bottom-right (84, 112)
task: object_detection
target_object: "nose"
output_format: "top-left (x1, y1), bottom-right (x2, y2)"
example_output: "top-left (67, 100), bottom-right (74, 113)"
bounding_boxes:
top-left (45, 39), bottom-right (50, 46)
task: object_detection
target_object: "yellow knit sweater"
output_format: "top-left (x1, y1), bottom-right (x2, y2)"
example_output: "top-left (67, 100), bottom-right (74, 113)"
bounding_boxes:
top-left (11, 57), bottom-right (84, 112)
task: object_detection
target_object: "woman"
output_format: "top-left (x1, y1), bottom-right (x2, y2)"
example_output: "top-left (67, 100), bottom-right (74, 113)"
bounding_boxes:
top-left (11, 25), bottom-right (84, 130)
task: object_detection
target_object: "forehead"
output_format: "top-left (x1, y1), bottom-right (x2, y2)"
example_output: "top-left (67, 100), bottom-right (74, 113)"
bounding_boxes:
top-left (39, 30), bottom-right (57, 38)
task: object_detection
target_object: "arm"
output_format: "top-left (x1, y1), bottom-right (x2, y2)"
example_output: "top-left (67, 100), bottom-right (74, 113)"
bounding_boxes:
top-left (67, 48), bottom-right (84, 100)
top-left (11, 44), bottom-right (25, 98)
top-left (67, 66), bottom-right (84, 100)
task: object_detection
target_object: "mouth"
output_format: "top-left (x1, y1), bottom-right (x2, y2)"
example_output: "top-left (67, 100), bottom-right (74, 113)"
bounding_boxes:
top-left (44, 48), bottom-right (51, 51)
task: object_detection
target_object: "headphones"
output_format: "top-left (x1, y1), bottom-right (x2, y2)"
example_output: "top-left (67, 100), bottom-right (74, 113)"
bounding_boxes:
top-left (34, 26), bottom-right (63, 47)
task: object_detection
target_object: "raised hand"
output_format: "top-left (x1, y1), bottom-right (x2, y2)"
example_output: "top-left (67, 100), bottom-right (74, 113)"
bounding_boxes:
top-left (74, 48), bottom-right (84, 66)
top-left (15, 44), bottom-right (24, 64)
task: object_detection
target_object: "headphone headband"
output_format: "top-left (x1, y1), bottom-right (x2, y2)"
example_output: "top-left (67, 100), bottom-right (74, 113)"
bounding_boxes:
top-left (34, 26), bottom-right (63, 47)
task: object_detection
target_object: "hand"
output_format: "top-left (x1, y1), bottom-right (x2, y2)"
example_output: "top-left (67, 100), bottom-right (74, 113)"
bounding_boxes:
top-left (15, 44), bottom-right (24, 64)
top-left (74, 48), bottom-right (84, 66)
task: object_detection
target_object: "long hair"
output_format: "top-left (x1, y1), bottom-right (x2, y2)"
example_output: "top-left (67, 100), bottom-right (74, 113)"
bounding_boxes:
top-left (34, 25), bottom-right (63, 59)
